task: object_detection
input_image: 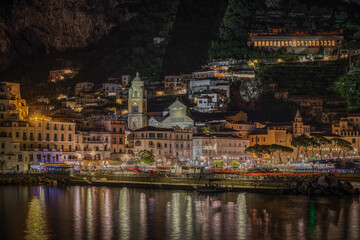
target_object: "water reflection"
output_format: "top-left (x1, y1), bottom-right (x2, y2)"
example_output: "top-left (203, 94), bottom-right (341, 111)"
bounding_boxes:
top-left (119, 188), bottom-right (130, 240)
top-left (25, 196), bottom-right (48, 240)
top-left (237, 193), bottom-right (246, 240)
top-left (0, 186), bottom-right (358, 240)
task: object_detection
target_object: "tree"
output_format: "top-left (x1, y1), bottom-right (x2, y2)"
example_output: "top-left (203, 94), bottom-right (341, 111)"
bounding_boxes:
top-left (208, 0), bottom-right (256, 60)
top-left (135, 150), bottom-right (155, 165)
top-left (291, 135), bottom-right (312, 161)
top-left (311, 136), bottom-right (332, 160)
top-left (230, 160), bottom-right (240, 168)
top-left (333, 74), bottom-right (360, 110)
top-left (331, 138), bottom-right (353, 160)
top-left (269, 144), bottom-right (293, 163)
top-left (245, 144), bottom-right (270, 156)
top-left (212, 160), bottom-right (224, 168)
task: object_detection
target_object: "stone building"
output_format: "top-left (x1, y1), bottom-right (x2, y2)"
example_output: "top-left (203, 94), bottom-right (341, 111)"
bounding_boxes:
top-left (129, 126), bottom-right (193, 165)
top-left (248, 29), bottom-right (343, 56)
top-left (75, 131), bottom-right (111, 161)
top-left (193, 133), bottom-right (252, 166)
top-left (0, 117), bottom-right (77, 171)
top-left (148, 100), bottom-right (194, 129)
top-left (0, 82), bottom-right (28, 122)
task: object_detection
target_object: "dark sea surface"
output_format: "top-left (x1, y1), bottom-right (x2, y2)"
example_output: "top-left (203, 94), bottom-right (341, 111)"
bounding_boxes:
top-left (0, 185), bottom-right (359, 240)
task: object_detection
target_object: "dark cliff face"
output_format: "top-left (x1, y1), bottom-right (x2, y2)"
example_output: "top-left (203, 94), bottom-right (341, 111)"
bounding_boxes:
top-left (0, 0), bottom-right (137, 70)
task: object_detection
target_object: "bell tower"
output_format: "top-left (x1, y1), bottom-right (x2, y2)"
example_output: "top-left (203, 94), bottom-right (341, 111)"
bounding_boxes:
top-left (293, 109), bottom-right (304, 136)
top-left (128, 72), bottom-right (147, 130)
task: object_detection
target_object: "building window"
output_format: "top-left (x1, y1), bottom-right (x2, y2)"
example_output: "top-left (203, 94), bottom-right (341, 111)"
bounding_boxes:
top-left (135, 141), bottom-right (141, 146)
top-left (149, 141), bottom-right (154, 148)
top-left (119, 138), bottom-right (123, 144)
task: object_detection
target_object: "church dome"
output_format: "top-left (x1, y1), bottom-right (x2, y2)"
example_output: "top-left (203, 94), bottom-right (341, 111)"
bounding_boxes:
top-left (132, 71), bottom-right (142, 82)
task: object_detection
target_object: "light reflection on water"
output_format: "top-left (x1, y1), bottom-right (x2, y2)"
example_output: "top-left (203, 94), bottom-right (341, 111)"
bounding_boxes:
top-left (0, 186), bottom-right (360, 240)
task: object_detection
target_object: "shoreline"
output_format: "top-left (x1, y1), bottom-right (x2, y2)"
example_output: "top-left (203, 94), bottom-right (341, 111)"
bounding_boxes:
top-left (1, 173), bottom-right (360, 196)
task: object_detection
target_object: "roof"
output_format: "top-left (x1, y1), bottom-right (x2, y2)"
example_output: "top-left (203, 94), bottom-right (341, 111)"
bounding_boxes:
top-left (248, 128), bottom-right (268, 135)
top-left (131, 72), bottom-right (143, 83)
top-left (133, 126), bottom-right (175, 132)
top-left (193, 133), bottom-right (244, 139)
top-left (152, 116), bottom-right (167, 122)
top-left (295, 109), bottom-right (301, 118)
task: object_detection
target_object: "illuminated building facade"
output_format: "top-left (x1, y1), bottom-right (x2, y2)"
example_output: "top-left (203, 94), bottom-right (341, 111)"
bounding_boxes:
top-left (0, 118), bottom-right (77, 171)
top-left (49, 69), bottom-right (75, 83)
top-left (193, 134), bottom-right (252, 165)
top-left (128, 72), bottom-right (147, 130)
top-left (75, 131), bottom-right (111, 160)
top-left (129, 126), bottom-right (193, 165)
top-left (164, 75), bottom-right (187, 95)
top-left (248, 29), bottom-right (343, 56)
top-left (148, 100), bottom-right (194, 129)
top-left (0, 82), bottom-right (28, 121)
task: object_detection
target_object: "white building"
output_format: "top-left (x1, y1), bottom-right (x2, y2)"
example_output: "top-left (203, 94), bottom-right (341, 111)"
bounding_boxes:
top-left (189, 79), bottom-right (230, 98)
top-left (195, 92), bottom-right (226, 113)
top-left (193, 134), bottom-right (252, 166)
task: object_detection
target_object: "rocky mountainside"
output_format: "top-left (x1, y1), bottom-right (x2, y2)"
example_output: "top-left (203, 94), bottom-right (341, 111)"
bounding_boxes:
top-left (0, 0), bottom-right (136, 70)
top-left (0, 0), bottom-right (359, 92)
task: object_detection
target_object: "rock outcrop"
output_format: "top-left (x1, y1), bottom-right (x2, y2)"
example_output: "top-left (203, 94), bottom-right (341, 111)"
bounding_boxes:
top-left (0, 0), bottom-right (137, 70)
top-left (296, 174), bottom-right (359, 196)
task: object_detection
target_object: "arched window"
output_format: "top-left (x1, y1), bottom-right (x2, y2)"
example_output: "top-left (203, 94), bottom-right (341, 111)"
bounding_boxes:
top-left (254, 41), bottom-right (257, 47)
top-left (332, 40), bottom-right (335, 46)
top-left (308, 41), bottom-right (311, 47)
top-left (131, 102), bottom-right (139, 113)
top-left (301, 41), bottom-right (304, 46)
top-left (328, 40), bottom-right (331, 46)
top-left (285, 41), bottom-right (288, 47)
top-left (324, 41), bottom-right (327, 46)
top-left (266, 41), bottom-right (269, 47)
top-left (297, 41), bottom-right (300, 47)
top-left (133, 91), bottom-right (138, 98)
top-left (262, 41), bottom-right (265, 47)
top-left (289, 41), bottom-right (292, 47)
top-left (135, 141), bottom-right (141, 146)
top-left (316, 41), bottom-right (319, 46)
top-left (281, 41), bottom-right (284, 47)
top-left (270, 41), bottom-right (273, 47)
